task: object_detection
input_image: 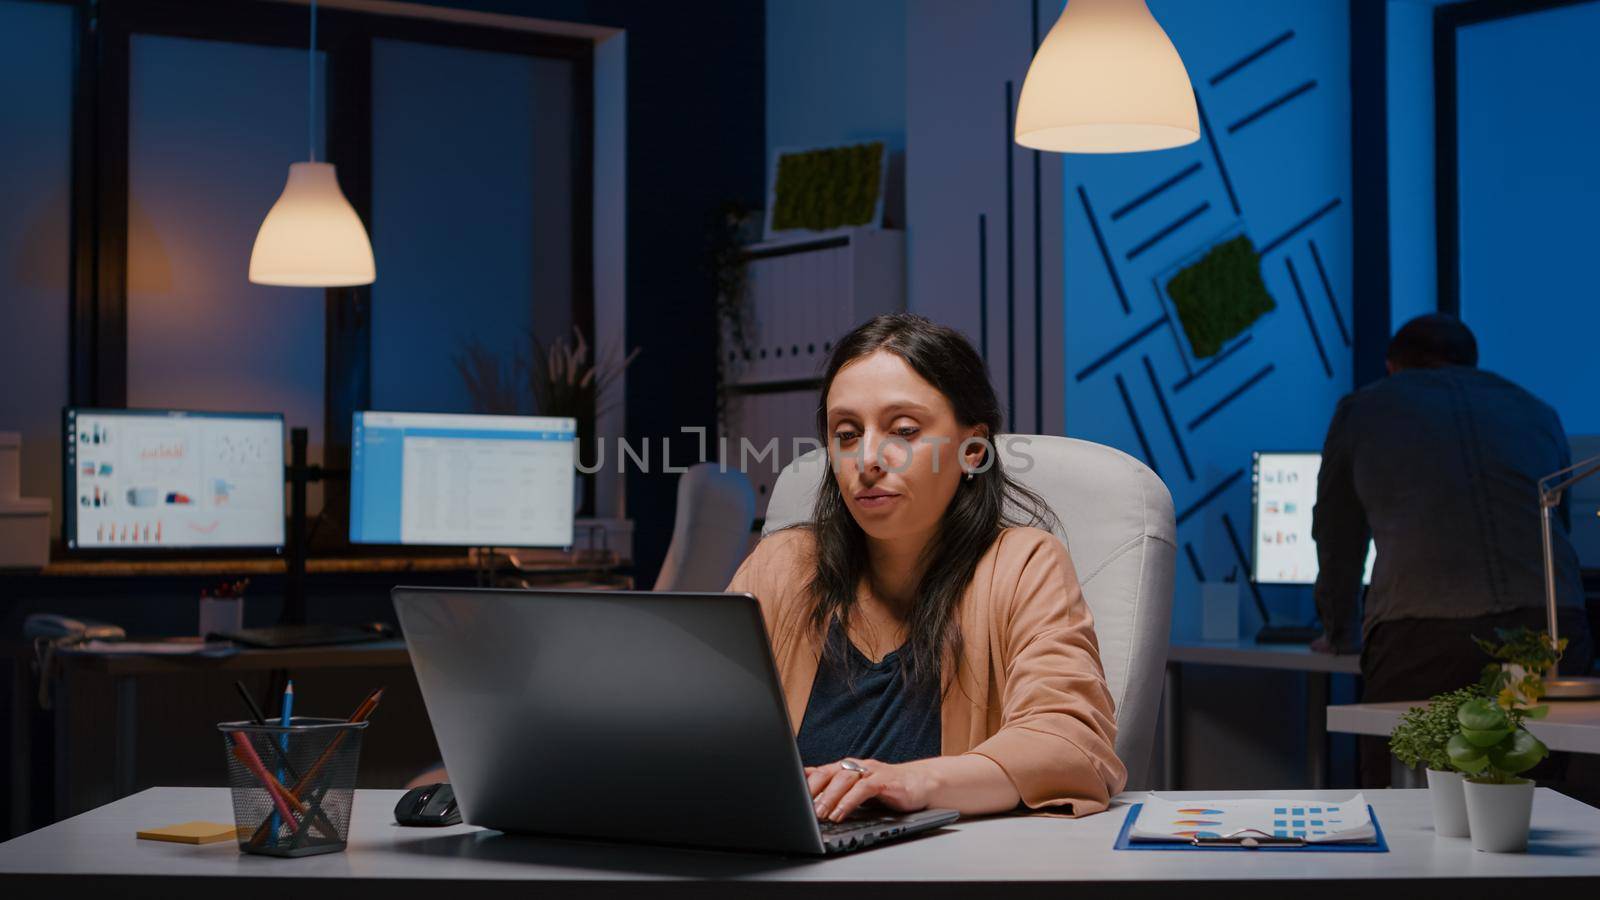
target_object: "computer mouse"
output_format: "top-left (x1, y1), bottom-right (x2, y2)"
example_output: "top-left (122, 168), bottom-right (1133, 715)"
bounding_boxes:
top-left (394, 782), bottom-right (461, 826)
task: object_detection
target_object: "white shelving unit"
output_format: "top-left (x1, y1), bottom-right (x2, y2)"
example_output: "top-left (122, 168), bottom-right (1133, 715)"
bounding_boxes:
top-left (719, 228), bottom-right (906, 518)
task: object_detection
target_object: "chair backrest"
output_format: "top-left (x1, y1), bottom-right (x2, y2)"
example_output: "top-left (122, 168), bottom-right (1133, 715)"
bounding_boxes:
top-left (762, 436), bottom-right (1175, 788)
top-left (653, 463), bottom-right (757, 593)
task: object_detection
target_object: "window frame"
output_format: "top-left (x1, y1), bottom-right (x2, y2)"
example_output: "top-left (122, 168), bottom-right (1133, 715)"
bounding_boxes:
top-left (67, 0), bottom-right (596, 523)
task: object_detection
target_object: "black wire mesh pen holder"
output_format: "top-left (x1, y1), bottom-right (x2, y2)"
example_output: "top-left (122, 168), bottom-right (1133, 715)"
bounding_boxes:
top-left (218, 717), bottom-right (368, 858)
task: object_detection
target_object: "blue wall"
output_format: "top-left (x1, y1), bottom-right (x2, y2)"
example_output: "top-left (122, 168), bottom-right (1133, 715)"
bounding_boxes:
top-left (1063, 0), bottom-right (1353, 636)
top-left (765, 0), bottom-right (905, 155)
top-left (1455, 1), bottom-right (1600, 435)
top-left (1386, 0), bottom-right (1436, 330)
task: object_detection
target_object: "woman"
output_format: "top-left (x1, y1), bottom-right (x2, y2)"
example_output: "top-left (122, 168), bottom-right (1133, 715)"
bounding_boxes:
top-left (728, 313), bottom-right (1125, 824)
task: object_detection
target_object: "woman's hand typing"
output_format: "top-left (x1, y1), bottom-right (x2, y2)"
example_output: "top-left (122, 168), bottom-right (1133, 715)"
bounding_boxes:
top-left (805, 754), bottom-right (1021, 822)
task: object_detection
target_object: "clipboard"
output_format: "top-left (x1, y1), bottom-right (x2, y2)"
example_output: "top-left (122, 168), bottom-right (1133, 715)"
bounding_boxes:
top-left (1112, 804), bottom-right (1390, 853)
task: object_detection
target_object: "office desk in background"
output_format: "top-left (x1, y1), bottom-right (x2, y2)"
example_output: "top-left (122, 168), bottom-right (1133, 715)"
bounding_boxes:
top-left (2, 787), bottom-right (1598, 898)
top-left (7, 553), bottom-right (632, 834)
top-left (1164, 641), bottom-right (1360, 789)
top-left (42, 641), bottom-right (418, 827)
top-left (1329, 700), bottom-right (1600, 755)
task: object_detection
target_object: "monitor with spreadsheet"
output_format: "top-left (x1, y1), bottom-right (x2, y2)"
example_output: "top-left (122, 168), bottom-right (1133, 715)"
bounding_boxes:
top-left (349, 411), bottom-right (576, 547)
top-left (1252, 451), bottom-right (1376, 586)
top-left (63, 407), bottom-right (285, 551)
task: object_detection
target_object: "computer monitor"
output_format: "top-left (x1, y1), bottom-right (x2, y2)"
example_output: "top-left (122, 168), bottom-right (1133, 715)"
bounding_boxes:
top-left (349, 411), bottom-right (576, 547)
top-left (63, 408), bottom-right (285, 551)
top-left (1251, 451), bottom-right (1376, 586)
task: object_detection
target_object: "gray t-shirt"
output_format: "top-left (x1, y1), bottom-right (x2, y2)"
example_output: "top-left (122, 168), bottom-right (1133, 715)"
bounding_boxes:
top-left (1312, 366), bottom-right (1582, 645)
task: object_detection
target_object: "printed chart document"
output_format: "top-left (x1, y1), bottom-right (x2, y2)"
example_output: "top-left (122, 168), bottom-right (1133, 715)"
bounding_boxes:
top-left (1130, 795), bottom-right (1376, 844)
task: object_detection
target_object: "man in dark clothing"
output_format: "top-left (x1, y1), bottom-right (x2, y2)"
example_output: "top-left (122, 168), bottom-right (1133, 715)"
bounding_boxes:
top-left (1310, 314), bottom-right (1593, 787)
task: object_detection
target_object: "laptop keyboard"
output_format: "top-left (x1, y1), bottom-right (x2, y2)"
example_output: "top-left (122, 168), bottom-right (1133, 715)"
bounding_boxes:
top-left (818, 815), bottom-right (900, 835)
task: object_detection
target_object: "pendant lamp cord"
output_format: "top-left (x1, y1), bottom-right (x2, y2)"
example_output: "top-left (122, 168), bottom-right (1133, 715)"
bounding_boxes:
top-left (308, 0), bottom-right (317, 163)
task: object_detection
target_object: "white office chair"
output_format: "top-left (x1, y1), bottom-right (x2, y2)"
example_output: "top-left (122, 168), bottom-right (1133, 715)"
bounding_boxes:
top-left (653, 463), bottom-right (758, 593)
top-left (761, 436), bottom-right (1175, 788)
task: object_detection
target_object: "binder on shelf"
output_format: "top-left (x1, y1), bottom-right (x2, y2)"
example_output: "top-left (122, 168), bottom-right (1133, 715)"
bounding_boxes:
top-left (726, 228), bottom-right (905, 388)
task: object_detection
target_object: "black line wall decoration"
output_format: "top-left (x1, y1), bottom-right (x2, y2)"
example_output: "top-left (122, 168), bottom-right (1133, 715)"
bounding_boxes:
top-left (1031, 0), bottom-right (1044, 434)
top-left (971, 212), bottom-right (986, 366)
top-left (1308, 239), bottom-right (1350, 347)
top-left (1221, 512), bottom-right (1265, 610)
top-left (1209, 29), bottom-right (1295, 86)
top-left (1112, 161), bottom-right (1203, 221)
top-left (1260, 197), bottom-right (1341, 256)
top-left (1115, 373), bottom-right (1159, 477)
top-left (1286, 256), bottom-right (1332, 378)
top-left (1171, 334), bottom-right (1253, 393)
top-left (1074, 317), bottom-right (1166, 382)
top-left (1184, 542), bottom-right (1207, 582)
top-left (1077, 186), bottom-right (1130, 314)
top-left (1126, 202), bottom-right (1211, 261)
top-left (1176, 468), bottom-right (1245, 526)
top-left (1004, 79), bottom-right (1016, 430)
top-left (1195, 96), bottom-right (1241, 216)
top-left (1187, 364), bottom-right (1275, 431)
top-left (1227, 79), bottom-right (1318, 133)
top-left (1142, 355), bottom-right (1194, 481)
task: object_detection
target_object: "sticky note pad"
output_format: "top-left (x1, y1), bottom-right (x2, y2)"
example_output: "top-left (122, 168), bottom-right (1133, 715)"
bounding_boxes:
top-left (136, 821), bottom-right (241, 845)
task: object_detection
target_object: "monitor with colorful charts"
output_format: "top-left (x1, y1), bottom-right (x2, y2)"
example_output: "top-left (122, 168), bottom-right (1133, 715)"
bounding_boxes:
top-left (349, 411), bottom-right (577, 547)
top-left (63, 408), bottom-right (285, 551)
top-left (1251, 451), bottom-right (1376, 586)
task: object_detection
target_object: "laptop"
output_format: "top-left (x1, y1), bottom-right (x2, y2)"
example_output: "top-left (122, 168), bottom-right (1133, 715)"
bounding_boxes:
top-left (392, 586), bottom-right (960, 855)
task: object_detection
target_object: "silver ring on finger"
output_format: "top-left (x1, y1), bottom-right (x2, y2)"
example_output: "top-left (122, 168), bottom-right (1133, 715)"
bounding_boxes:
top-left (839, 759), bottom-right (869, 776)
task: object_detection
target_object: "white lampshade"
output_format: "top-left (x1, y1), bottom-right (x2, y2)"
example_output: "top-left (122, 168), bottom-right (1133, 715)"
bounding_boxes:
top-left (1015, 0), bottom-right (1200, 154)
top-left (248, 161), bottom-right (375, 287)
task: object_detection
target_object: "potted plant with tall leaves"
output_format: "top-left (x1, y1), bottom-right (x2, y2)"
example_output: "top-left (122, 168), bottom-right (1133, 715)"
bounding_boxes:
top-left (1389, 686), bottom-right (1483, 837)
top-left (455, 326), bottom-right (639, 516)
top-left (1447, 628), bottom-right (1564, 853)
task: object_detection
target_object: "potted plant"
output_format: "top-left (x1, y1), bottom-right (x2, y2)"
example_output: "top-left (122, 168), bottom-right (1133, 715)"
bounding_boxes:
top-left (1448, 697), bottom-right (1549, 852)
top-left (1446, 628), bottom-right (1564, 853)
top-left (455, 327), bottom-right (639, 516)
top-left (1388, 686), bottom-right (1483, 837)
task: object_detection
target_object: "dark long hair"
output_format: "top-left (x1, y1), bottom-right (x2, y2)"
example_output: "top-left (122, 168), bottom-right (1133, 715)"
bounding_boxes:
top-left (800, 313), bottom-right (1058, 693)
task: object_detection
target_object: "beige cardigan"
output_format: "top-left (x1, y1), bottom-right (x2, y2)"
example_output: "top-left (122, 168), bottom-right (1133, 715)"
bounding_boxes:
top-left (726, 525), bottom-right (1127, 816)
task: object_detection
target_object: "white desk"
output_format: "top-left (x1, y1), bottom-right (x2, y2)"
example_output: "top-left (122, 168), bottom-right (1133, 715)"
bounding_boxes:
top-left (1165, 641), bottom-right (1359, 788)
top-left (1328, 700), bottom-right (1600, 754)
top-left (2, 788), bottom-right (1598, 898)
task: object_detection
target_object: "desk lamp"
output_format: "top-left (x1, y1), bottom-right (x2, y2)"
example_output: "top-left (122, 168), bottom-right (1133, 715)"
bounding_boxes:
top-left (1540, 453), bottom-right (1600, 699)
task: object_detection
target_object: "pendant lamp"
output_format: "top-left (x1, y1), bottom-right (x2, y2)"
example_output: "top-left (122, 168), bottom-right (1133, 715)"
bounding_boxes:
top-left (1015, 0), bottom-right (1200, 154)
top-left (249, 0), bottom-right (375, 286)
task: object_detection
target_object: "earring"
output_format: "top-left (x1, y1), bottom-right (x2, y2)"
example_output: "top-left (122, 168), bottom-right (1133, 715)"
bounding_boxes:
top-left (965, 471), bottom-right (974, 482)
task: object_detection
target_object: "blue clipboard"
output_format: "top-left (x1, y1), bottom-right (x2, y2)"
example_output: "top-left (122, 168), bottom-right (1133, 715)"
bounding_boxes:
top-left (1113, 804), bottom-right (1390, 852)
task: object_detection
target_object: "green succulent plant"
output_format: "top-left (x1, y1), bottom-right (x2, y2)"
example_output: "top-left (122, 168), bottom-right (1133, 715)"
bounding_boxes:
top-left (1389, 686), bottom-right (1484, 772)
top-left (1446, 697), bottom-right (1550, 784)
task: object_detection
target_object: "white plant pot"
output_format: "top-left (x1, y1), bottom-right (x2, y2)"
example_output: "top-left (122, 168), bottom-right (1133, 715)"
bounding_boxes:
top-left (1462, 778), bottom-right (1535, 853)
top-left (1425, 769), bottom-right (1470, 838)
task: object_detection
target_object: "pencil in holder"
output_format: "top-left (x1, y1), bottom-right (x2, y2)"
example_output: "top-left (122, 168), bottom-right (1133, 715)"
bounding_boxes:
top-left (218, 717), bottom-right (369, 858)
